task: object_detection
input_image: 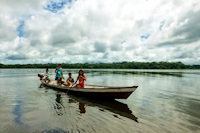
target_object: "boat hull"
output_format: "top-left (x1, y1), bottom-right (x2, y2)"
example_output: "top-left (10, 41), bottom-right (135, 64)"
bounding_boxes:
top-left (40, 80), bottom-right (138, 99)
top-left (66, 91), bottom-right (133, 99)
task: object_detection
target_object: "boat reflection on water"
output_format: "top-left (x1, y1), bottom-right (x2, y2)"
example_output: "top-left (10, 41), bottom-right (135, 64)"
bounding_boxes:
top-left (67, 94), bottom-right (138, 123)
top-left (42, 86), bottom-right (138, 122)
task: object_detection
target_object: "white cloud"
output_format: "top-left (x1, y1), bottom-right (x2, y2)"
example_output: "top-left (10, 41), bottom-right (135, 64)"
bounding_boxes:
top-left (0, 0), bottom-right (199, 64)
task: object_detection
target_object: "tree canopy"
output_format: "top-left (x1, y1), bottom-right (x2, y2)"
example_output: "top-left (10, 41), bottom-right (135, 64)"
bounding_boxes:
top-left (0, 62), bottom-right (199, 69)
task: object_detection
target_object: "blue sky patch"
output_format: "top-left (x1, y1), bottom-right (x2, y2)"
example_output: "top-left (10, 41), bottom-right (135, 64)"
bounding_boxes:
top-left (121, 40), bottom-right (126, 44)
top-left (17, 21), bottom-right (25, 37)
top-left (164, 45), bottom-right (172, 48)
top-left (141, 34), bottom-right (150, 39)
top-left (141, 34), bottom-right (150, 41)
top-left (45, 0), bottom-right (72, 13)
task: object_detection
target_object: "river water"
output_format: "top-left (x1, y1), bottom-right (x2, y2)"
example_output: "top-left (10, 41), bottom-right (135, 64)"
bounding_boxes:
top-left (0, 69), bottom-right (199, 133)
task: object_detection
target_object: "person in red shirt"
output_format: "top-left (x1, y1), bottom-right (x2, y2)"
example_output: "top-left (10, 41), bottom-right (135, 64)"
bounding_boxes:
top-left (74, 70), bottom-right (86, 88)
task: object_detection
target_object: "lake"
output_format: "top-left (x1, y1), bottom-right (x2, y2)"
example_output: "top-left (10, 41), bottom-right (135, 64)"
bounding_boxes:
top-left (0, 69), bottom-right (200, 133)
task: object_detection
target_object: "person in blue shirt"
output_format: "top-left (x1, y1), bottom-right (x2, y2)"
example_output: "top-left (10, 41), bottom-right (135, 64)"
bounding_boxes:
top-left (55, 64), bottom-right (63, 86)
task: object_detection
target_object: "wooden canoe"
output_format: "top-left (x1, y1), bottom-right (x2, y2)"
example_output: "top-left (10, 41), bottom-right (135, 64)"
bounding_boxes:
top-left (40, 80), bottom-right (138, 99)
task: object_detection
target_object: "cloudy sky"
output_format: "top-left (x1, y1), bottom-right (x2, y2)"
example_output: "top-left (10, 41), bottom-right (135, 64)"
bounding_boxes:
top-left (0, 0), bottom-right (200, 64)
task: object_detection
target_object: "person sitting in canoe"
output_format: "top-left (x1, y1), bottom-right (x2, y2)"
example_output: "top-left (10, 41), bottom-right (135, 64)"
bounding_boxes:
top-left (74, 70), bottom-right (86, 88)
top-left (63, 73), bottom-right (74, 86)
top-left (61, 75), bottom-right (65, 85)
top-left (55, 64), bottom-right (63, 86)
top-left (43, 68), bottom-right (51, 84)
top-left (38, 74), bottom-right (44, 80)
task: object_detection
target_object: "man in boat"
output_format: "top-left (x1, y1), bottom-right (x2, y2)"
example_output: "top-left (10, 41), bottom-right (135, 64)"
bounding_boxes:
top-left (63, 73), bottom-right (74, 86)
top-left (43, 68), bottom-right (51, 84)
top-left (55, 64), bottom-right (63, 86)
top-left (74, 70), bottom-right (86, 88)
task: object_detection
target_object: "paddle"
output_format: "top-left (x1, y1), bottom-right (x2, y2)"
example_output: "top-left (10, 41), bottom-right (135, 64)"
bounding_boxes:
top-left (66, 77), bottom-right (78, 93)
top-left (66, 82), bottom-right (76, 93)
top-left (66, 75), bottom-right (81, 93)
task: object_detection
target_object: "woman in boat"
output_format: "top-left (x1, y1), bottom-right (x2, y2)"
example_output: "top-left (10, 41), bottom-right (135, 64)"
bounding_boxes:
top-left (74, 70), bottom-right (86, 88)
top-left (55, 64), bottom-right (63, 86)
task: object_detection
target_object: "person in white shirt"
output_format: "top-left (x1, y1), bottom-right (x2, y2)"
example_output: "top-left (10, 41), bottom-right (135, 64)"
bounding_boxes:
top-left (43, 68), bottom-right (51, 84)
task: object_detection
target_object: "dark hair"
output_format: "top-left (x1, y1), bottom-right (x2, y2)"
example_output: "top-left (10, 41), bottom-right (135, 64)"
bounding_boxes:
top-left (46, 68), bottom-right (48, 71)
top-left (58, 64), bottom-right (61, 65)
top-left (69, 73), bottom-right (72, 75)
top-left (78, 70), bottom-right (84, 76)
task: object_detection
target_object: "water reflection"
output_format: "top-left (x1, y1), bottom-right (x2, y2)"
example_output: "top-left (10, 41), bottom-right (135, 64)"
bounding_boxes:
top-left (41, 128), bottom-right (67, 133)
top-left (172, 95), bottom-right (200, 130)
top-left (68, 98), bottom-right (86, 114)
top-left (87, 70), bottom-right (183, 77)
top-left (1, 69), bottom-right (200, 132)
top-left (67, 94), bottom-right (138, 123)
top-left (61, 69), bottom-right (184, 77)
top-left (41, 85), bottom-right (139, 122)
top-left (12, 97), bottom-right (23, 124)
top-left (53, 94), bottom-right (65, 116)
top-left (79, 103), bottom-right (86, 114)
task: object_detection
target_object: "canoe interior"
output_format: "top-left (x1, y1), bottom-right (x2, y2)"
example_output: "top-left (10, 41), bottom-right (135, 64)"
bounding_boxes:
top-left (43, 80), bottom-right (138, 89)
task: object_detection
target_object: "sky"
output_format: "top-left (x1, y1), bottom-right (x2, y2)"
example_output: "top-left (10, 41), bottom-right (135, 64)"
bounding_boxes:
top-left (0, 0), bottom-right (200, 65)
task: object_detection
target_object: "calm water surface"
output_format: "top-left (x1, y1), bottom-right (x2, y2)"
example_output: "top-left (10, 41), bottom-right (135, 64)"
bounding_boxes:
top-left (0, 69), bottom-right (200, 133)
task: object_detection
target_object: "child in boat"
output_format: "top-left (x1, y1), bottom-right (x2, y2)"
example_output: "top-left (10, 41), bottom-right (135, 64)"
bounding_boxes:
top-left (55, 64), bottom-right (63, 86)
top-left (38, 74), bottom-right (44, 80)
top-left (74, 70), bottom-right (86, 88)
top-left (44, 68), bottom-right (50, 84)
top-left (63, 73), bottom-right (74, 86)
top-left (61, 75), bottom-right (65, 85)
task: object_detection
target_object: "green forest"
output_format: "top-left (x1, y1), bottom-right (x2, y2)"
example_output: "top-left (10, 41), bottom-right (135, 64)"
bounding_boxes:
top-left (0, 62), bottom-right (200, 69)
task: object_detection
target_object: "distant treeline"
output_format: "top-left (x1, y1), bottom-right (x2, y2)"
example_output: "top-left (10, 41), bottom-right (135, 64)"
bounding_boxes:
top-left (0, 62), bottom-right (200, 69)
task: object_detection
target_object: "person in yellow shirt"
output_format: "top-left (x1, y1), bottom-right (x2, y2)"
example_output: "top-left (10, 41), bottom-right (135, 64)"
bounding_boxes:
top-left (63, 73), bottom-right (74, 86)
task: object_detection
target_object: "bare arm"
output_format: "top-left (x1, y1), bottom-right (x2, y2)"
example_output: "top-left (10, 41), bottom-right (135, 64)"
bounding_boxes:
top-left (74, 78), bottom-right (78, 84)
top-left (80, 76), bottom-right (86, 81)
top-left (55, 67), bottom-right (57, 73)
top-left (71, 79), bottom-right (78, 87)
top-left (61, 68), bottom-right (64, 78)
top-left (72, 76), bottom-right (79, 85)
